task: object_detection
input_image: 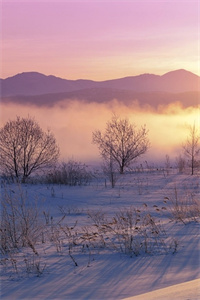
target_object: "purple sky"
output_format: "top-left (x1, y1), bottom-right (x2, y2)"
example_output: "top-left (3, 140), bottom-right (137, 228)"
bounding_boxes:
top-left (1, 0), bottom-right (199, 80)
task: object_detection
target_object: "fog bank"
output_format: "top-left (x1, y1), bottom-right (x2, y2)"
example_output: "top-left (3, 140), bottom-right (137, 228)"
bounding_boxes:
top-left (0, 99), bottom-right (199, 165)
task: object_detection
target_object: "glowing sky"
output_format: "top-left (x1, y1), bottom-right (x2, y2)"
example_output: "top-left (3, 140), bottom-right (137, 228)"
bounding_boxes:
top-left (1, 0), bottom-right (199, 80)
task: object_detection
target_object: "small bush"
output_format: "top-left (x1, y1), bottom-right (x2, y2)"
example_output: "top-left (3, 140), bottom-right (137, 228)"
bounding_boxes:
top-left (102, 159), bottom-right (119, 188)
top-left (86, 206), bottom-right (170, 256)
top-left (163, 186), bottom-right (200, 224)
top-left (0, 184), bottom-right (41, 254)
top-left (45, 160), bottom-right (92, 186)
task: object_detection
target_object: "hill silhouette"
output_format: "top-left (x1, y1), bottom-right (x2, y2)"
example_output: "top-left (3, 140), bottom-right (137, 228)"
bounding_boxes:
top-left (1, 69), bottom-right (199, 108)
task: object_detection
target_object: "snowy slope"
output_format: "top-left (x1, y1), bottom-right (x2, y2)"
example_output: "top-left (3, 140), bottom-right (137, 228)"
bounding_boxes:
top-left (123, 279), bottom-right (200, 300)
top-left (1, 171), bottom-right (199, 299)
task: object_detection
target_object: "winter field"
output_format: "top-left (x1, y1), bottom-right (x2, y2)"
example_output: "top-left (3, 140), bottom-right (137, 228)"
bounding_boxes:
top-left (0, 167), bottom-right (200, 300)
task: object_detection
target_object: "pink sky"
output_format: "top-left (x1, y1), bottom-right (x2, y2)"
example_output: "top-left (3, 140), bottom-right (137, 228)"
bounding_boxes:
top-left (1, 0), bottom-right (199, 80)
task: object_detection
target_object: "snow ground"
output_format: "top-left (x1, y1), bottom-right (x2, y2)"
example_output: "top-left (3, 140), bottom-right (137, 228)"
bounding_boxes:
top-left (123, 278), bottom-right (200, 300)
top-left (1, 170), bottom-right (200, 299)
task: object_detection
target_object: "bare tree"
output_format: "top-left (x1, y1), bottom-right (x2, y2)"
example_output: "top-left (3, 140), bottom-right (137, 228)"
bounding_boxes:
top-left (0, 116), bottom-right (60, 182)
top-left (182, 123), bottom-right (200, 175)
top-left (92, 115), bottom-right (150, 174)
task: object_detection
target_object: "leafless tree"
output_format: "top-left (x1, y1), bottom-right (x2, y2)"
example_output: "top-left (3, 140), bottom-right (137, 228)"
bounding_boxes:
top-left (92, 115), bottom-right (150, 174)
top-left (0, 116), bottom-right (60, 182)
top-left (182, 123), bottom-right (200, 175)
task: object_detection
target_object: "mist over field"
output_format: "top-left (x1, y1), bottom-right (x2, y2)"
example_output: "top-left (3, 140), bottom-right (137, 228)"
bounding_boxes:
top-left (1, 99), bottom-right (198, 165)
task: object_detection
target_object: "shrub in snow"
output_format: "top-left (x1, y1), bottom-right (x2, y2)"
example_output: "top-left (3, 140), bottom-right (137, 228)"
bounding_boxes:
top-left (163, 186), bottom-right (200, 224)
top-left (102, 158), bottom-right (119, 188)
top-left (175, 155), bottom-right (186, 174)
top-left (86, 206), bottom-right (171, 257)
top-left (44, 160), bottom-right (92, 186)
top-left (0, 184), bottom-right (41, 255)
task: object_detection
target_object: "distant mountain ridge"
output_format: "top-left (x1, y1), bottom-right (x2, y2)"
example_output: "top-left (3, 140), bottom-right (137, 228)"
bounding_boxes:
top-left (0, 72), bottom-right (97, 97)
top-left (0, 69), bottom-right (199, 108)
top-left (1, 69), bottom-right (199, 97)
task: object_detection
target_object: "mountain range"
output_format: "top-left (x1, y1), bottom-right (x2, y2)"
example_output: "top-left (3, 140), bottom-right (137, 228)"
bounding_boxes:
top-left (1, 69), bottom-right (199, 108)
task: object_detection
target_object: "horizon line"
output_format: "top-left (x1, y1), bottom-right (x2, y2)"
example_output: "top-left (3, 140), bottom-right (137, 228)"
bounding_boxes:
top-left (1, 68), bottom-right (199, 81)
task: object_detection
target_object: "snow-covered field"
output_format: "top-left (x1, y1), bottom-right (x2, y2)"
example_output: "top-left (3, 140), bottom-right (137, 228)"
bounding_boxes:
top-left (1, 169), bottom-right (200, 299)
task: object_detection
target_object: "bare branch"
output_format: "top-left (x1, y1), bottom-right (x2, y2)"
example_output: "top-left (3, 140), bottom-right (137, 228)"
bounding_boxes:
top-left (0, 116), bottom-right (60, 182)
top-left (92, 115), bottom-right (150, 174)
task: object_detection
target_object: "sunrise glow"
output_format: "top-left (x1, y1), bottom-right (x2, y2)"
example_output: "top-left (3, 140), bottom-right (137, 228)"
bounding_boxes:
top-left (1, 0), bottom-right (199, 164)
top-left (1, 0), bottom-right (199, 80)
